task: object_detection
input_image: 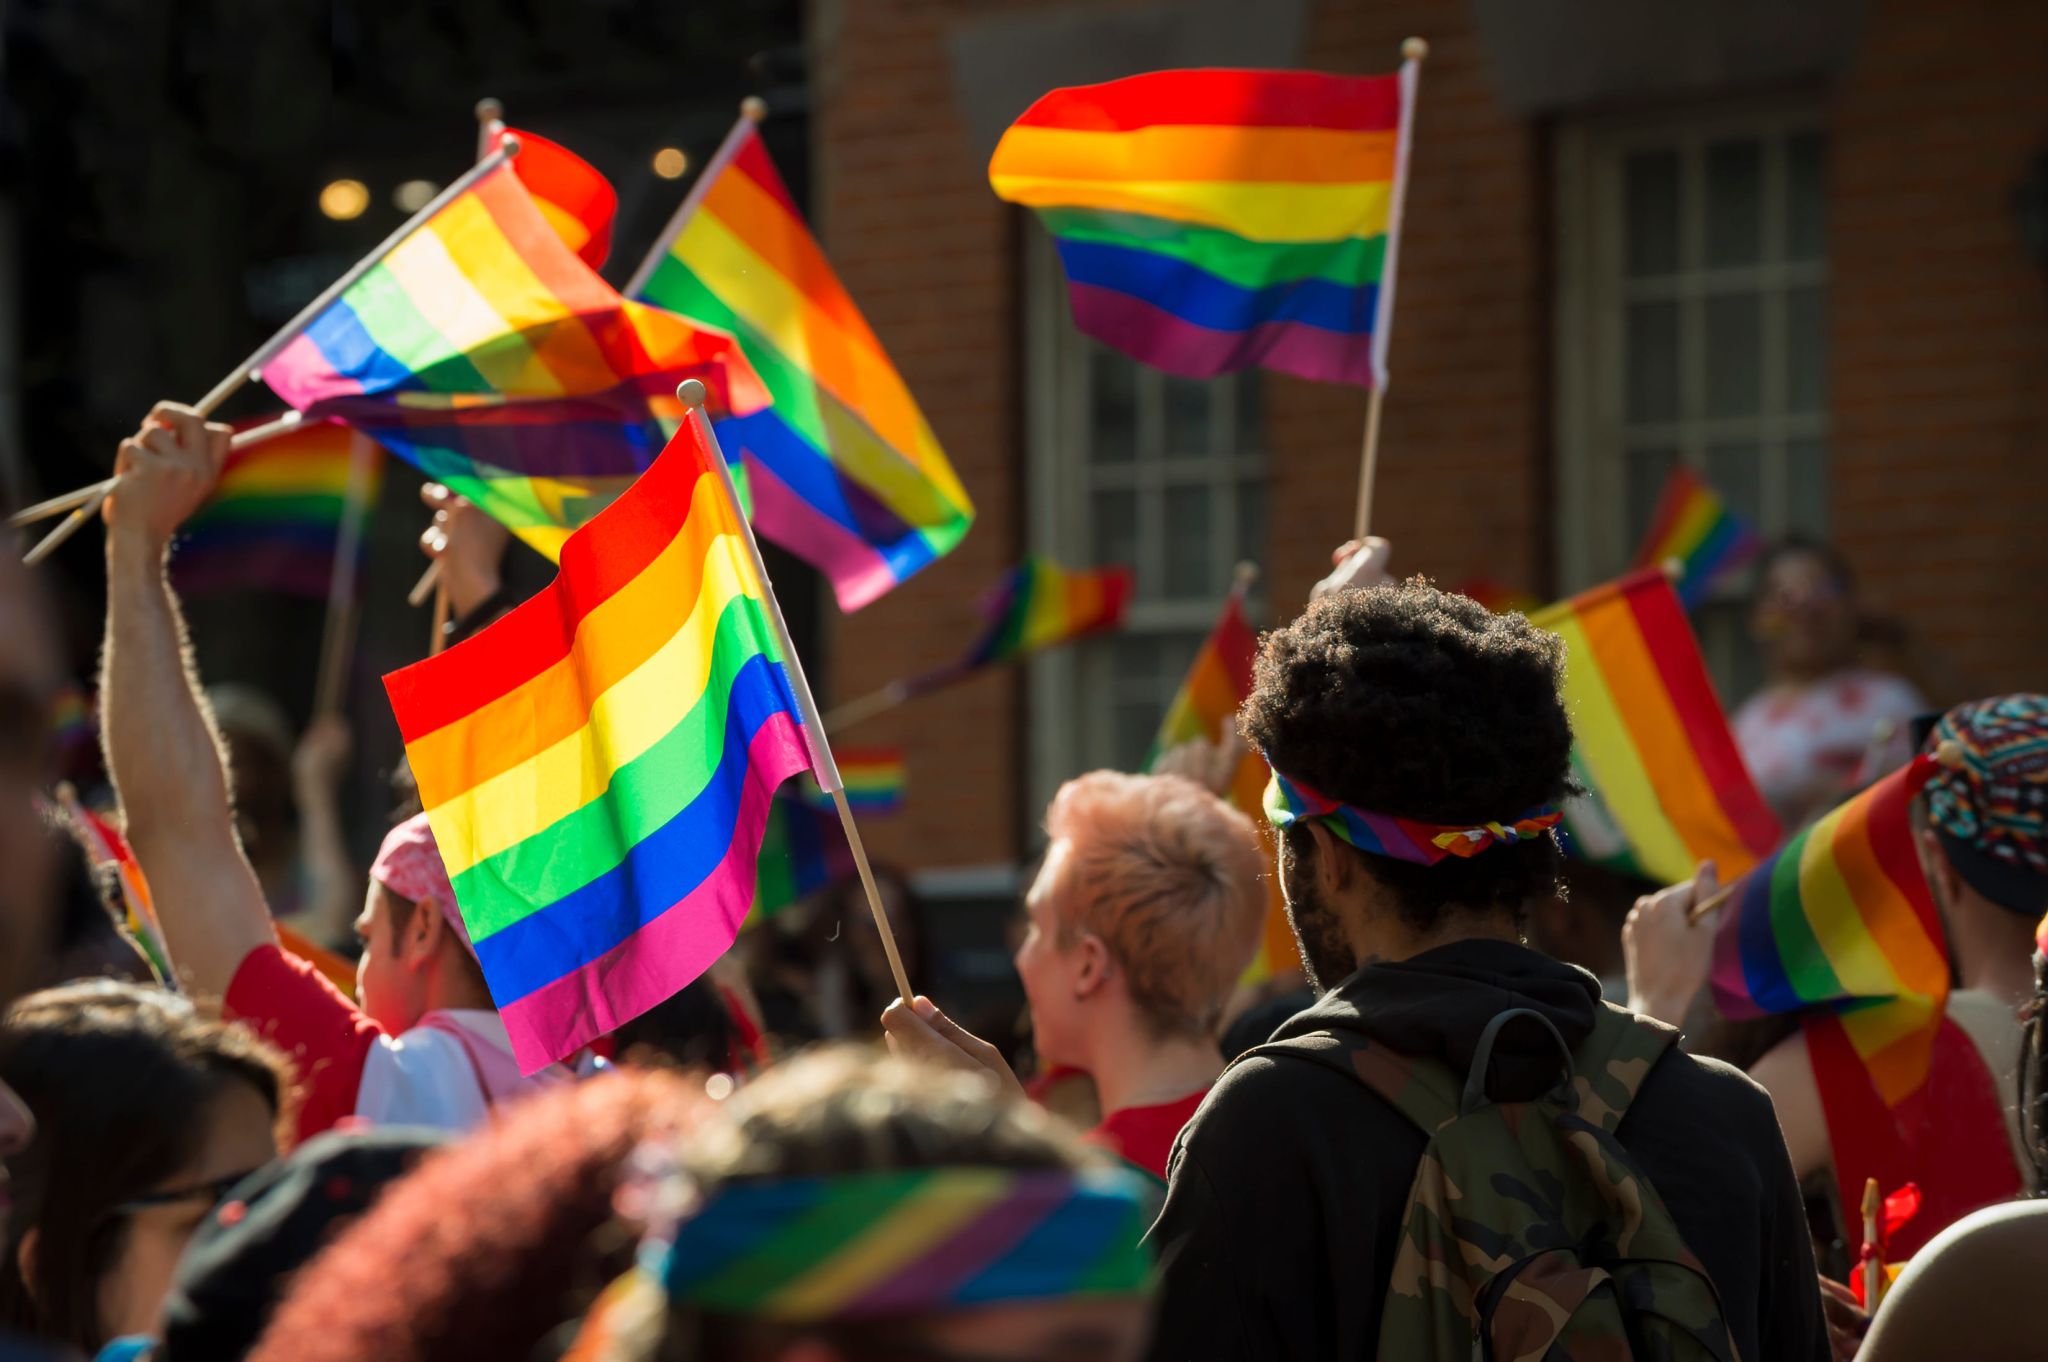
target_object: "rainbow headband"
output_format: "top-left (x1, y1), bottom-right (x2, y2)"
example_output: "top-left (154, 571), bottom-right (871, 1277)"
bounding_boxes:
top-left (1263, 765), bottom-right (1562, 866)
top-left (646, 1166), bottom-right (1153, 1320)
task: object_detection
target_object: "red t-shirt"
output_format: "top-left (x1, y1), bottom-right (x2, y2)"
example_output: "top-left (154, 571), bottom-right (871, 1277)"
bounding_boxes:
top-left (1086, 1088), bottom-right (1209, 1181)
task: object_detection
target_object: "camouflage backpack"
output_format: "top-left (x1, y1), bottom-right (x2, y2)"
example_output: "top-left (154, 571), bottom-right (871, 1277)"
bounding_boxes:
top-left (1248, 1002), bottom-right (1740, 1362)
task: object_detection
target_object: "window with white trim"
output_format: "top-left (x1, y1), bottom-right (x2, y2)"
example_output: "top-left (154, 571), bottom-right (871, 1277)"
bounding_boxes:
top-left (1555, 108), bottom-right (1828, 697)
top-left (1025, 228), bottom-right (1268, 808)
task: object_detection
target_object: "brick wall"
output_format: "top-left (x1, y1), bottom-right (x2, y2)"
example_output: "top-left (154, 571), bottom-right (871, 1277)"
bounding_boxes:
top-left (1828, 0), bottom-right (2048, 700)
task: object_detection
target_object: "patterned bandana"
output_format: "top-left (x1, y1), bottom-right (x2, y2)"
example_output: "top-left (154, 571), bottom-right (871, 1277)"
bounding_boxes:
top-left (369, 812), bottom-right (473, 957)
top-left (1922, 694), bottom-right (2048, 912)
top-left (1263, 764), bottom-right (1562, 866)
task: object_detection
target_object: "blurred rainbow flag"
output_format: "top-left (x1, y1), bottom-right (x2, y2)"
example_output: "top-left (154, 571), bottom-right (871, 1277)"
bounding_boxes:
top-left (172, 419), bottom-right (381, 599)
top-left (990, 63), bottom-right (1418, 388)
top-left (957, 557), bottom-right (1132, 673)
top-left (636, 120), bottom-right (975, 611)
top-left (755, 792), bottom-right (856, 920)
top-left (807, 750), bottom-right (905, 816)
top-left (1454, 577), bottom-right (1540, 616)
top-left (1632, 466), bottom-right (1762, 609)
top-left (261, 159), bottom-right (763, 566)
top-left (1530, 569), bottom-right (1781, 884)
top-left (494, 124), bottom-right (617, 269)
top-left (59, 791), bottom-right (173, 985)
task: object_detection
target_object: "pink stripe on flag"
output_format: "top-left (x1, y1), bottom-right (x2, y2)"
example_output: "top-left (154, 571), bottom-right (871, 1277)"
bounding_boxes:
top-left (260, 332), bottom-right (367, 410)
top-left (1067, 282), bottom-right (1376, 387)
top-left (742, 451), bottom-right (899, 612)
top-left (496, 714), bottom-right (812, 1073)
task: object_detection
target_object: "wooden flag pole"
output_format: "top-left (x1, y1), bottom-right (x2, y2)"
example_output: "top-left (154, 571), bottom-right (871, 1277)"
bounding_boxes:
top-left (622, 96), bottom-right (768, 299)
top-left (679, 378), bottom-right (914, 1005)
top-left (1351, 37), bottom-right (1426, 541)
top-left (8, 413), bottom-right (307, 532)
top-left (312, 431), bottom-right (379, 716)
top-left (21, 146), bottom-right (518, 567)
top-left (428, 582), bottom-right (451, 656)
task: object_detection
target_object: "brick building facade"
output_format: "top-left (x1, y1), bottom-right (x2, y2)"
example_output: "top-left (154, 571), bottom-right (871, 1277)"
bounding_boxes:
top-left (806, 0), bottom-right (2048, 888)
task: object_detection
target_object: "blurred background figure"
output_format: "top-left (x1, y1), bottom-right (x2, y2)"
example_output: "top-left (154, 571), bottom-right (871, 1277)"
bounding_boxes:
top-left (1734, 539), bottom-right (1925, 828)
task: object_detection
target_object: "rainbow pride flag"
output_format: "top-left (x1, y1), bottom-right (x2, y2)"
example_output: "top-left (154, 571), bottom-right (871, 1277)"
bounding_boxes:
top-left (1454, 577), bottom-right (1541, 616)
top-left (262, 161), bottom-right (764, 565)
top-left (1632, 466), bottom-right (1763, 609)
top-left (990, 66), bottom-right (1417, 387)
top-left (1710, 753), bottom-right (1949, 1108)
top-left (958, 557), bottom-right (1133, 672)
top-left (497, 125), bottom-right (617, 269)
top-left (383, 410), bottom-right (815, 1072)
top-left (811, 749), bottom-right (906, 815)
top-left (1530, 569), bottom-right (1781, 884)
top-left (755, 791), bottom-right (855, 920)
top-left (172, 419), bottom-right (381, 599)
top-left (61, 794), bottom-right (172, 985)
top-left (638, 124), bottom-right (976, 611)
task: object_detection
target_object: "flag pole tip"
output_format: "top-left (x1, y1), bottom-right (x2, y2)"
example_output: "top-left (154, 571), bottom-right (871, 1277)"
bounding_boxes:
top-left (1660, 556), bottom-right (1685, 582)
top-left (499, 133), bottom-right (522, 158)
top-left (1232, 560), bottom-right (1260, 587)
top-left (1934, 738), bottom-right (1966, 770)
top-left (741, 95), bottom-right (769, 123)
top-left (1402, 36), bottom-right (1429, 61)
top-left (676, 378), bottom-right (709, 408)
top-left (474, 97), bottom-right (503, 123)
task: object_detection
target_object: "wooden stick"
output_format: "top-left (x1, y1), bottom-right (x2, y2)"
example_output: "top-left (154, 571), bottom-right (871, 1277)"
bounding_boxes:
top-left (680, 378), bottom-right (914, 1003)
top-left (429, 582), bottom-right (451, 656)
top-left (1859, 1177), bottom-right (1887, 1309)
top-left (11, 414), bottom-right (308, 533)
top-left (407, 560), bottom-right (441, 608)
top-left (1684, 878), bottom-right (1740, 925)
top-left (622, 96), bottom-right (768, 299)
top-left (475, 96), bottom-right (505, 161)
top-left (1351, 386), bottom-right (1386, 540)
top-left (822, 680), bottom-right (913, 735)
top-left (312, 432), bottom-right (378, 716)
top-left (23, 487), bottom-right (114, 565)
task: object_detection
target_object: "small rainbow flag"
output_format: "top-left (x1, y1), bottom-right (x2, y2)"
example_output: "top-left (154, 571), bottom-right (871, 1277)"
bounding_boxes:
top-left (172, 418), bottom-right (381, 599)
top-left (755, 791), bottom-right (855, 921)
top-left (383, 410), bottom-right (816, 1072)
top-left (61, 794), bottom-right (173, 986)
top-left (990, 65), bottom-right (1418, 387)
top-left (959, 557), bottom-right (1133, 672)
top-left (1529, 569), bottom-right (1781, 885)
top-left (1453, 577), bottom-right (1541, 616)
top-left (813, 749), bottom-right (906, 816)
top-left (497, 125), bottom-right (617, 269)
top-left (261, 160), bottom-right (764, 566)
top-left (1632, 466), bottom-right (1763, 609)
top-left (638, 123), bottom-right (976, 612)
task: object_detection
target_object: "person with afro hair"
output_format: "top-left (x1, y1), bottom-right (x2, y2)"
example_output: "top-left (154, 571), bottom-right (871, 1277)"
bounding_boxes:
top-left (1139, 573), bottom-right (1829, 1362)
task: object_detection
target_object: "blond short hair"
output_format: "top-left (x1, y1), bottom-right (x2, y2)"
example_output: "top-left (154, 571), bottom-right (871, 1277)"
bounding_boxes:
top-left (1042, 771), bottom-right (1265, 1037)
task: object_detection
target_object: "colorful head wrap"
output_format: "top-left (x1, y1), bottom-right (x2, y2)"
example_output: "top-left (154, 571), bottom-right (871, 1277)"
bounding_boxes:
top-left (1921, 694), bottom-right (2048, 916)
top-left (1263, 764), bottom-right (1561, 866)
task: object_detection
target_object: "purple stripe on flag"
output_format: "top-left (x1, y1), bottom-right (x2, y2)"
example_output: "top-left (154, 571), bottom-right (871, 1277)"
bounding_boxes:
top-left (742, 449), bottom-right (903, 613)
top-left (848, 1187), bottom-right (1060, 1315)
top-left (1067, 282), bottom-right (1376, 388)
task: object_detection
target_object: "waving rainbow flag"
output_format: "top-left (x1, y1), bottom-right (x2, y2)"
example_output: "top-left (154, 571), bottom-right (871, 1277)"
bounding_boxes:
top-left (1530, 569), bottom-right (1781, 884)
top-left (172, 418), bottom-right (380, 599)
top-left (495, 124), bottom-right (617, 269)
top-left (1632, 466), bottom-right (1763, 609)
top-left (953, 556), bottom-right (1132, 676)
top-left (383, 410), bottom-right (814, 1072)
top-left (637, 122), bottom-right (975, 611)
top-left (262, 161), bottom-right (763, 565)
top-left (990, 64), bottom-right (1418, 387)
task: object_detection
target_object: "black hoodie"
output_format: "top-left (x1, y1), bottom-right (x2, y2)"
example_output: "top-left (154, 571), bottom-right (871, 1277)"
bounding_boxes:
top-left (1143, 940), bottom-right (1830, 1362)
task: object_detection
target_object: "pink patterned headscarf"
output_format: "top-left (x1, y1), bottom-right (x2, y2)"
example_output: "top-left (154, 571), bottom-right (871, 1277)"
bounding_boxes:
top-left (370, 812), bottom-right (473, 957)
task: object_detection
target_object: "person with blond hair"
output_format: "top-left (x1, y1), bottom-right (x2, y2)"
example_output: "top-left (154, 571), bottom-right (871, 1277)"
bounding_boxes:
top-left (887, 770), bottom-right (1265, 1179)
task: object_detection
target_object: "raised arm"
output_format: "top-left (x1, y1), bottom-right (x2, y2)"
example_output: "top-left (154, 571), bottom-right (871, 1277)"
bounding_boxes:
top-left (99, 403), bottom-right (275, 996)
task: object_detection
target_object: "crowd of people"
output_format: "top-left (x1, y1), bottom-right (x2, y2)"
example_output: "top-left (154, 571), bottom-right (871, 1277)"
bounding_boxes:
top-left (0, 403), bottom-right (2042, 1361)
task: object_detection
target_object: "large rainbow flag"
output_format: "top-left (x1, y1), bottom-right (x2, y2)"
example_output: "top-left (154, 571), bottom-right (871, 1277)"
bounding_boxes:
top-left (1632, 466), bottom-right (1763, 609)
top-left (172, 418), bottom-right (381, 599)
top-left (989, 65), bottom-right (1417, 387)
top-left (383, 410), bottom-right (815, 1072)
top-left (1530, 569), bottom-right (1781, 884)
top-left (637, 123), bottom-right (976, 611)
top-left (261, 160), bottom-right (764, 565)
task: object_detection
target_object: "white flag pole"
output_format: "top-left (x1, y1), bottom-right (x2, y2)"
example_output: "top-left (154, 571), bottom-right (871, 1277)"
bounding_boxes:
top-left (621, 97), bottom-right (768, 300)
top-left (677, 377), bottom-right (914, 1005)
top-left (1352, 37), bottom-right (1427, 541)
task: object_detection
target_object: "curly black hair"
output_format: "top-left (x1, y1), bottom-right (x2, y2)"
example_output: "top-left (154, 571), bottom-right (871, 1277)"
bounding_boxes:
top-left (1239, 579), bottom-right (1576, 934)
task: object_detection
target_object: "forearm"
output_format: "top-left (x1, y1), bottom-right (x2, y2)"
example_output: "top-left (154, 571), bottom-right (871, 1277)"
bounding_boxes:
top-left (101, 529), bottom-right (273, 993)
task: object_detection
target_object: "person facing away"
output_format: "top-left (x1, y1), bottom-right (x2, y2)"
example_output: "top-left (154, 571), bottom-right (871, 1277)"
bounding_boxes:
top-left (0, 981), bottom-right (289, 1357)
top-left (98, 403), bottom-right (576, 1141)
top-left (1141, 576), bottom-right (1829, 1361)
top-left (1627, 693), bottom-right (2048, 1259)
top-left (1011, 771), bottom-right (1266, 1180)
top-left (1732, 539), bottom-right (1924, 829)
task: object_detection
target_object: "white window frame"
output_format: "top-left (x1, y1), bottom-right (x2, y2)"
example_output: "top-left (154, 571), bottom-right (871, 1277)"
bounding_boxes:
top-left (1553, 101), bottom-right (1829, 594)
top-left (1023, 225), bottom-right (1266, 826)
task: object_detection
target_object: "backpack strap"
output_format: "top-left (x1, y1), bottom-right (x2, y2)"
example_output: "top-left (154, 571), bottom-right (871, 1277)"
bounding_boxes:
top-left (1238, 1031), bottom-right (1466, 1135)
top-left (1565, 1003), bottom-right (1680, 1135)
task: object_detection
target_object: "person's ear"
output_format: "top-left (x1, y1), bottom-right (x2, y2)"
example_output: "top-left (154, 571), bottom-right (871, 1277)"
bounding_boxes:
top-left (402, 894), bottom-right (442, 971)
top-left (1307, 822), bottom-right (1351, 898)
top-left (15, 1227), bottom-right (38, 1305)
top-left (1915, 825), bottom-right (1965, 910)
top-left (1073, 931), bottom-right (1112, 1001)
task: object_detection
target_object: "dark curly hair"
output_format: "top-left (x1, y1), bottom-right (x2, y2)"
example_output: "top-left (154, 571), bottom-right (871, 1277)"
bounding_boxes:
top-left (1239, 579), bottom-right (1576, 933)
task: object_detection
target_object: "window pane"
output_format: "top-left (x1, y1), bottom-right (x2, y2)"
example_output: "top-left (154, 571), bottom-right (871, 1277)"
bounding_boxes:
top-left (1163, 375), bottom-right (1212, 461)
top-left (1788, 131), bottom-right (1826, 262)
top-left (1234, 374), bottom-right (1265, 453)
top-left (1624, 150), bottom-right (1681, 277)
top-left (1627, 447), bottom-right (1679, 547)
top-left (1705, 139), bottom-right (1762, 267)
top-left (1704, 292), bottom-right (1762, 418)
top-left (1092, 487), bottom-right (1139, 584)
top-left (1786, 435), bottom-right (1829, 536)
top-left (1626, 300), bottom-right (1680, 423)
top-left (1090, 345), bottom-right (1137, 464)
top-left (1786, 285), bottom-right (1826, 413)
top-left (1163, 483), bottom-right (1214, 599)
top-left (1705, 441), bottom-right (1763, 523)
top-left (1235, 476), bottom-right (1266, 570)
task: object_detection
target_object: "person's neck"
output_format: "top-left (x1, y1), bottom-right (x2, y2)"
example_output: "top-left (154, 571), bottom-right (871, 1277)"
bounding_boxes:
top-left (1952, 894), bottom-right (2037, 1009)
top-left (1082, 1004), bottom-right (1223, 1119)
top-left (1347, 902), bottom-right (1523, 967)
top-left (422, 971), bottom-right (498, 1017)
